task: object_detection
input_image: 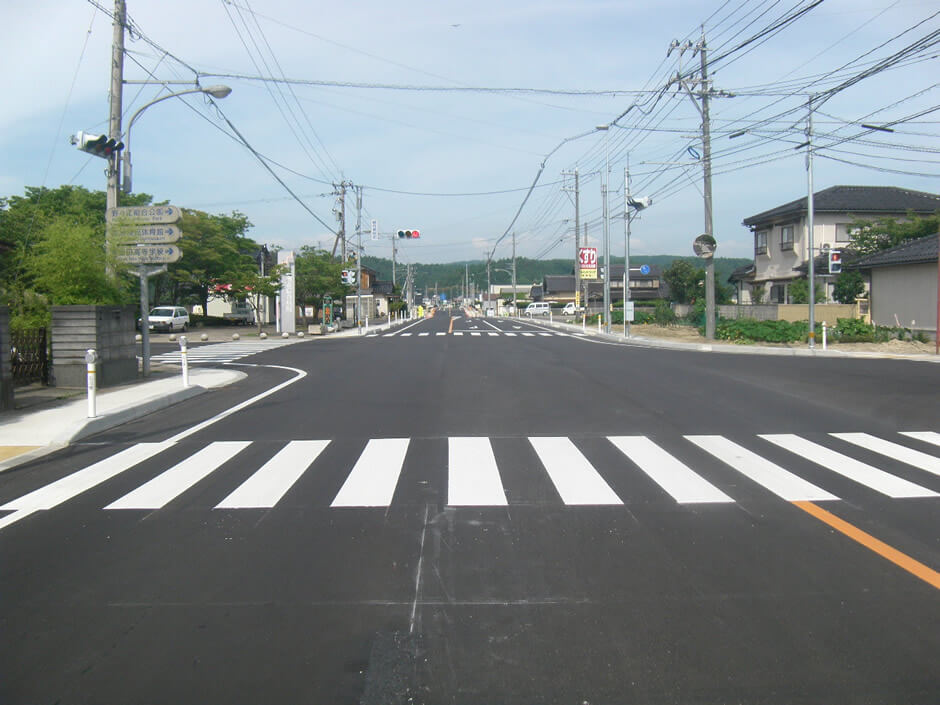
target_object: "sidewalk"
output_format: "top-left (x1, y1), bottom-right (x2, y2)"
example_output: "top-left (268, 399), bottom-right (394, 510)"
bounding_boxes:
top-left (0, 367), bottom-right (245, 472)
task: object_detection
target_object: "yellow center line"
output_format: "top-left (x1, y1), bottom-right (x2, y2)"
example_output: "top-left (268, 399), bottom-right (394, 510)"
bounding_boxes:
top-left (793, 501), bottom-right (940, 590)
top-left (448, 316), bottom-right (455, 335)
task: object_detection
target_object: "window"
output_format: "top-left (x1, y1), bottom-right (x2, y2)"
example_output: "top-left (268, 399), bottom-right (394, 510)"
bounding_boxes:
top-left (755, 230), bottom-right (768, 255)
top-left (780, 225), bottom-right (794, 251)
top-left (835, 223), bottom-right (856, 243)
top-left (769, 284), bottom-right (786, 303)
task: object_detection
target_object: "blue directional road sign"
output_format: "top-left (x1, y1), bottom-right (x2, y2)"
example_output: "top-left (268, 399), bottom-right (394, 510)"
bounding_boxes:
top-left (640, 264), bottom-right (651, 275)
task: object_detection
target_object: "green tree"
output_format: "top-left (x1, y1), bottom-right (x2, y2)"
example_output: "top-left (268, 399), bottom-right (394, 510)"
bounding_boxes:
top-left (787, 278), bottom-right (825, 304)
top-left (164, 209), bottom-right (258, 314)
top-left (662, 259), bottom-right (702, 304)
top-left (294, 246), bottom-right (347, 317)
top-left (849, 212), bottom-right (940, 255)
top-left (832, 270), bottom-right (866, 304)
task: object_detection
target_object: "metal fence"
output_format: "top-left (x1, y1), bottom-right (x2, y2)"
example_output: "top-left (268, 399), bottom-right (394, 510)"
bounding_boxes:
top-left (11, 327), bottom-right (50, 386)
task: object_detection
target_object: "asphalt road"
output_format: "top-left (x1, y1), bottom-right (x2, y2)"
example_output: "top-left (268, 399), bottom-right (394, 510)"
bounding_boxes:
top-left (1, 310), bottom-right (938, 704)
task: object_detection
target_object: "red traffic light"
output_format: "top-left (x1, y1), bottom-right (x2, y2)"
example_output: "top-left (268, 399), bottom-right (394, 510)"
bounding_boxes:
top-left (397, 228), bottom-right (420, 239)
top-left (412, 229), bottom-right (420, 239)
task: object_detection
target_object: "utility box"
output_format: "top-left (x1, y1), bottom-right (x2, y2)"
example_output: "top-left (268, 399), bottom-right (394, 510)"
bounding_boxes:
top-left (51, 305), bottom-right (137, 388)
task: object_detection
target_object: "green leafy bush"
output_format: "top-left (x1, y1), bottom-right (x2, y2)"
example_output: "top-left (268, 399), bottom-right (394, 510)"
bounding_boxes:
top-left (714, 318), bottom-right (808, 343)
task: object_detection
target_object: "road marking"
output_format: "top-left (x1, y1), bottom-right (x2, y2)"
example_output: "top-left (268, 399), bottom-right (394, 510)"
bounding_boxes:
top-left (761, 434), bottom-right (937, 498)
top-left (686, 435), bottom-right (839, 502)
top-left (418, 332), bottom-right (430, 337)
top-left (900, 431), bottom-right (940, 448)
top-left (832, 433), bottom-right (940, 476)
top-left (384, 319), bottom-right (425, 337)
top-left (471, 332), bottom-right (481, 337)
top-left (331, 438), bottom-right (410, 507)
top-left (106, 441), bottom-right (250, 509)
top-left (529, 437), bottom-right (622, 505)
top-left (538, 332), bottom-right (553, 336)
top-left (522, 333), bottom-right (535, 337)
top-left (793, 501), bottom-right (940, 590)
top-left (608, 436), bottom-right (734, 504)
top-left (488, 332), bottom-right (499, 337)
top-left (504, 332), bottom-right (517, 336)
top-left (1, 442), bottom-right (174, 511)
top-left (401, 333), bottom-right (413, 337)
top-left (448, 316), bottom-right (455, 334)
top-left (216, 440), bottom-right (330, 509)
top-left (448, 438), bottom-right (507, 506)
top-left (454, 331), bottom-right (464, 336)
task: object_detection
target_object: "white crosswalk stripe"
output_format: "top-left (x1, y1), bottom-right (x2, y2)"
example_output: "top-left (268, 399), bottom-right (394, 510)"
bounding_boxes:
top-left (151, 338), bottom-right (305, 364)
top-left (831, 432), bottom-right (940, 476)
top-left (2, 433), bottom-right (937, 526)
top-left (378, 329), bottom-right (574, 338)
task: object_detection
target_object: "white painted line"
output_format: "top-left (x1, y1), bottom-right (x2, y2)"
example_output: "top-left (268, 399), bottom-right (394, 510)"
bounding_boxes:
top-left (504, 332), bottom-right (517, 337)
top-left (331, 438), bottom-right (410, 507)
top-left (760, 435), bottom-right (937, 499)
top-left (418, 332), bottom-right (430, 337)
top-left (685, 435), bottom-right (838, 502)
top-left (901, 431), bottom-right (940, 448)
top-left (448, 438), bottom-right (508, 506)
top-left (471, 332), bottom-right (481, 337)
top-left (1, 442), bottom-right (174, 511)
top-left (216, 440), bottom-right (330, 509)
top-left (831, 433), bottom-right (940, 476)
top-left (384, 319), bottom-right (425, 337)
top-left (454, 331), bottom-right (464, 336)
top-left (522, 333), bottom-right (535, 337)
top-left (529, 437), bottom-right (622, 505)
top-left (436, 332), bottom-right (447, 336)
top-left (608, 436), bottom-right (733, 504)
top-left (400, 333), bottom-right (413, 337)
top-left (106, 441), bottom-right (250, 509)
top-left (538, 333), bottom-right (553, 337)
top-left (488, 332), bottom-right (499, 337)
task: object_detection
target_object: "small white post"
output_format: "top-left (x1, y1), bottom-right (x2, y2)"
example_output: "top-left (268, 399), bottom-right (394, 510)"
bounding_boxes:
top-left (583, 313), bottom-right (586, 333)
top-left (365, 317), bottom-right (370, 333)
top-left (822, 321), bottom-right (827, 351)
top-left (598, 316), bottom-right (601, 333)
top-left (550, 311), bottom-right (553, 324)
top-left (179, 336), bottom-right (189, 387)
top-left (85, 349), bottom-right (97, 418)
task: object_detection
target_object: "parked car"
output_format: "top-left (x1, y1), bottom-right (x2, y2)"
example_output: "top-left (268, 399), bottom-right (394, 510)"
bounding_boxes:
top-left (140, 306), bottom-right (189, 333)
top-left (524, 302), bottom-right (551, 317)
top-left (562, 302), bottom-right (583, 316)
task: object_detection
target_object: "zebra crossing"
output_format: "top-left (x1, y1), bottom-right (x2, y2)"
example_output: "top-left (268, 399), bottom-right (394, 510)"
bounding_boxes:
top-left (391, 330), bottom-right (581, 338)
top-left (150, 337), bottom-right (306, 364)
top-left (1, 432), bottom-right (937, 526)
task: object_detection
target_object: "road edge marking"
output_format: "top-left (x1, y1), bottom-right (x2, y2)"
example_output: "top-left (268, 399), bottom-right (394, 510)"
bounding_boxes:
top-left (793, 501), bottom-right (940, 590)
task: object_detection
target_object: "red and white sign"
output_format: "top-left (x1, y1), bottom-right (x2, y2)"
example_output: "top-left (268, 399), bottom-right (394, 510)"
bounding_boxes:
top-left (579, 247), bottom-right (597, 279)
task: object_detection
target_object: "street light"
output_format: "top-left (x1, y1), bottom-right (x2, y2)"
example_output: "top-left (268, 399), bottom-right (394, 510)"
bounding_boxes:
top-left (596, 124), bottom-right (611, 333)
top-left (120, 84), bottom-right (231, 378)
top-left (122, 84), bottom-right (232, 193)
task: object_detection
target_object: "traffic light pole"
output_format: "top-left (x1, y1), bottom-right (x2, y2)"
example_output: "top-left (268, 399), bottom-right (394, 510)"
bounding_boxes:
top-left (806, 98), bottom-right (817, 349)
top-left (355, 185), bottom-right (363, 333)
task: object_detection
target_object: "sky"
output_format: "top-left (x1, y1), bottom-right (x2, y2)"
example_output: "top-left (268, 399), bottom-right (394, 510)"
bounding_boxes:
top-left (1, 0), bottom-right (937, 269)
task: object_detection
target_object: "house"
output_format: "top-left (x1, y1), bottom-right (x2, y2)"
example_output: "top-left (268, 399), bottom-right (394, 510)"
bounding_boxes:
top-left (539, 265), bottom-right (665, 304)
top-left (734, 185), bottom-right (940, 304)
top-left (345, 266), bottom-right (398, 320)
top-left (850, 236), bottom-right (938, 335)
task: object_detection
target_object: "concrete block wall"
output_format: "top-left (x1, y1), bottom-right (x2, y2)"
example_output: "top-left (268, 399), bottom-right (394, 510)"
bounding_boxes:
top-left (51, 305), bottom-right (137, 388)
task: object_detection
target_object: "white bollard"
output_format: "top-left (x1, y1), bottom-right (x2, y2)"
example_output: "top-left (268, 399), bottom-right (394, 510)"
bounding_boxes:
top-left (232, 333), bottom-right (240, 341)
top-left (582, 314), bottom-right (586, 333)
top-left (282, 332), bottom-right (289, 338)
top-left (200, 333), bottom-right (209, 341)
top-left (297, 331), bottom-right (304, 338)
top-left (179, 336), bottom-right (189, 388)
top-left (598, 316), bottom-right (601, 333)
top-left (85, 349), bottom-right (97, 418)
top-left (365, 317), bottom-right (369, 333)
top-left (822, 321), bottom-right (827, 351)
top-left (260, 332), bottom-right (267, 340)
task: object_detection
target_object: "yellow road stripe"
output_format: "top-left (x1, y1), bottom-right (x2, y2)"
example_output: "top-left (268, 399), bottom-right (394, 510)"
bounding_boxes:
top-left (448, 316), bottom-right (455, 334)
top-left (793, 501), bottom-right (940, 590)
top-left (0, 446), bottom-right (42, 462)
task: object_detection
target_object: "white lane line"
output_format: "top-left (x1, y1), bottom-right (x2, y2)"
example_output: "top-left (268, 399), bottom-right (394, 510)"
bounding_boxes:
top-left (106, 441), bottom-right (250, 509)
top-left (331, 438), bottom-right (410, 507)
top-left (504, 332), bottom-right (517, 337)
top-left (901, 431), bottom-right (940, 448)
top-left (454, 331), bottom-right (464, 336)
top-left (686, 435), bottom-right (838, 502)
top-left (384, 319), bottom-right (425, 337)
top-left (216, 440), bottom-right (330, 509)
top-left (608, 436), bottom-right (733, 504)
top-left (831, 433), bottom-right (940, 477)
top-left (522, 333), bottom-right (535, 337)
top-left (436, 332), bottom-right (447, 336)
top-left (448, 438), bottom-right (508, 506)
top-left (538, 332), bottom-right (553, 337)
top-left (488, 332), bottom-right (499, 337)
top-left (401, 333), bottom-right (413, 337)
top-left (760, 435), bottom-right (938, 499)
top-left (418, 332), bottom-right (430, 337)
top-left (529, 437), bottom-right (622, 505)
top-left (480, 319), bottom-right (502, 332)
top-left (471, 332), bottom-right (481, 337)
top-left (1, 442), bottom-right (174, 511)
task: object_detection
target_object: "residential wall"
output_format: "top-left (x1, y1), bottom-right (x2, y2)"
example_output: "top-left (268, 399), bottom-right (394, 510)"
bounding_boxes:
top-left (869, 263), bottom-right (937, 331)
top-left (777, 304), bottom-right (857, 325)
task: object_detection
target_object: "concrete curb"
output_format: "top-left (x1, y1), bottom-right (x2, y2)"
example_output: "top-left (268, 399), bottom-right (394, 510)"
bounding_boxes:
top-left (520, 318), bottom-right (940, 362)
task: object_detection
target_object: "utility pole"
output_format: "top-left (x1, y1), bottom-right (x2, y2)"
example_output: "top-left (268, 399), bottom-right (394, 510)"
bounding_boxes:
top-left (107, 0), bottom-right (125, 214)
top-left (355, 184), bottom-right (363, 331)
top-left (672, 30), bottom-right (727, 340)
top-left (805, 97), bottom-right (817, 349)
top-left (486, 253), bottom-right (492, 317)
top-left (563, 169), bottom-right (581, 310)
top-left (391, 233), bottom-right (397, 287)
top-left (511, 231), bottom-right (517, 316)
top-left (331, 181), bottom-right (348, 260)
top-left (624, 164), bottom-right (631, 338)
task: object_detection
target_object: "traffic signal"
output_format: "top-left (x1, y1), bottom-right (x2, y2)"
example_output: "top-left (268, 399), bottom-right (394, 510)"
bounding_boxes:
top-left (397, 229), bottom-right (420, 239)
top-left (829, 249), bottom-right (842, 274)
top-left (70, 131), bottom-right (124, 159)
top-left (341, 269), bottom-right (357, 285)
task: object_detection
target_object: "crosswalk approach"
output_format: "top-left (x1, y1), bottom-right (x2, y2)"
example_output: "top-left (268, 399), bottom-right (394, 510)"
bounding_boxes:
top-left (150, 337), bottom-right (306, 364)
top-left (1, 432), bottom-right (937, 523)
top-left (389, 330), bottom-right (582, 338)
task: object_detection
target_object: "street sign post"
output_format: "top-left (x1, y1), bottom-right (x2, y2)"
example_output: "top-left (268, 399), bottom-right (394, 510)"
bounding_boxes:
top-left (117, 245), bottom-right (183, 264)
top-left (121, 224), bottom-right (182, 244)
top-left (370, 219), bottom-right (379, 241)
top-left (106, 205), bottom-right (182, 224)
top-left (579, 247), bottom-right (598, 279)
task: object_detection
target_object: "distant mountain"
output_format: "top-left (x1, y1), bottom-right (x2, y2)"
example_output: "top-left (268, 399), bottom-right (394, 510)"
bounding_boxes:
top-left (361, 255), bottom-right (752, 296)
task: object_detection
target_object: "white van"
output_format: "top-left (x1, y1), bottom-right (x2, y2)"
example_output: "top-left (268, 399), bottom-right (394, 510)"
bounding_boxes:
top-left (524, 302), bottom-right (551, 317)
